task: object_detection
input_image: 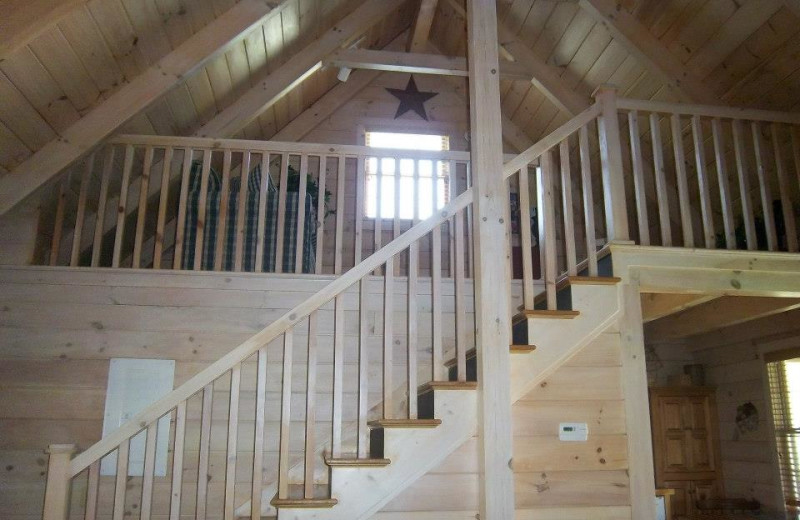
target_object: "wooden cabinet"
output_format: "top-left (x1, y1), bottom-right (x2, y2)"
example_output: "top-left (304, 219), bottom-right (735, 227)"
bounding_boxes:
top-left (650, 387), bottom-right (724, 519)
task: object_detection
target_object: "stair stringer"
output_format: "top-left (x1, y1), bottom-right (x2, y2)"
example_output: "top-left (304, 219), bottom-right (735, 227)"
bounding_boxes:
top-left (512, 283), bottom-right (621, 401)
top-left (264, 283), bottom-right (621, 520)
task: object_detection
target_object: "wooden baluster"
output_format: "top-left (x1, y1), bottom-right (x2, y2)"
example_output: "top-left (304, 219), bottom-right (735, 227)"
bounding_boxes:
top-left (112, 440), bottom-right (129, 520)
top-left (579, 127), bottom-right (598, 276)
top-left (224, 366), bottom-right (241, 520)
top-left (255, 153), bottom-right (270, 272)
top-left (133, 146), bottom-right (154, 268)
top-left (85, 460), bottom-right (99, 520)
top-left (691, 116), bottom-right (716, 249)
top-left (169, 401), bottom-right (186, 520)
top-left (465, 162), bottom-right (474, 278)
top-left (650, 113), bottom-right (672, 246)
top-left (628, 111), bottom-right (650, 246)
top-left (251, 349), bottom-right (267, 520)
top-left (173, 148), bottom-right (193, 269)
top-left (332, 295), bottom-right (345, 457)
top-left (595, 86), bottom-right (629, 242)
top-left (194, 149), bottom-right (212, 271)
top-left (334, 155), bottom-right (346, 274)
top-left (357, 280), bottom-right (369, 457)
top-left (539, 150), bottom-right (558, 310)
top-left (771, 124), bottom-right (798, 252)
top-left (711, 119), bottom-right (736, 249)
top-left (504, 177), bottom-right (514, 316)
top-left (295, 154), bottom-right (309, 273)
top-left (71, 155), bottom-right (93, 266)
top-left (304, 314), bottom-right (318, 497)
top-left (49, 177), bottom-right (68, 266)
top-left (454, 210), bottom-right (467, 381)
top-left (431, 174), bottom-right (443, 381)
top-left (751, 122), bottom-right (778, 251)
top-left (559, 138), bottom-right (578, 273)
top-left (670, 114), bottom-right (694, 247)
top-left (393, 157), bottom-right (401, 249)
top-left (374, 157), bottom-right (383, 272)
top-left (407, 241), bottom-right (418, 419)
top-left (153, 147), bottom-right (173, 269)
top-left (92, 147), bottom-right (114, 267)
top-left (213, 150), bottom-right (233, 271)
top-left (315, 156), bottom-right (327, 274)
top-left (355, 155), bottom-right (365, 265)
top-left (234, 152), bottom-right (251, 271)
top-left (140, 422), bottom-right (158, 520)
top-left (275, 153), bottom-right (290, 273)
top-left (278, 330), bottom-right (294, 499)
top-left (197, 384), bottom-right (213, 519)
top-left (383, 256), bottom-right (394, 417)
top-left (732, 120), bottom-right (757, 250)
top-left (448, 160), bottom-right (456, 277)
top-left (517, 167), bottom-right (535, 310)
top-left (112, 145), bottom-right (134, 268)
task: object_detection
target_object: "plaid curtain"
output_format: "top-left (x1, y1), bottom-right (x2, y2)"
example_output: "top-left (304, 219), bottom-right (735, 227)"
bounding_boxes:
top-left (182, 162), bottom-right (317, 273)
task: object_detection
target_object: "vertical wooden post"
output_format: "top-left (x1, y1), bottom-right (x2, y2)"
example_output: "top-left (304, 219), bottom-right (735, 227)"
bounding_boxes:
top-left (43, 444), bottom-right (75, 520)
top-left (466, 1), bottom-right (514, 518)
top-left (593, 85), bottom-right (630, 243)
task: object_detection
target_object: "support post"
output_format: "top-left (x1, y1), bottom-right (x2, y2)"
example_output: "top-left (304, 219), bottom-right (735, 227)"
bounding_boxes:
top-left (466, 1), bottom-right (515, 518)
top-left (43, 444), bottom-right (76, 520)
top-left (618, 282), bottom-right (657, 520)
top-left (594, 85), bottom-right (630, 243)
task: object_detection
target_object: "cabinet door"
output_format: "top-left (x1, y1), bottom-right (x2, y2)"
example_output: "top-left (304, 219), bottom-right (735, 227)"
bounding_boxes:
top-left (664, 480), bottom-right (692, 518)
top-left (660, 398), bottom-right (691, 472)
top-left (687, 396), bottom-right (716, 472)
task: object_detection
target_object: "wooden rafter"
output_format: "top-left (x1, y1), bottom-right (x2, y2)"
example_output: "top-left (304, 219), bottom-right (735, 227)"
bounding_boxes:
top-left (578, 0), bottom-right (719, 105)
top-left (640, 293), bottom-right (717, 323)
top-left (645, 296), bottom-right (800, 340)
top-left (324, 48), bottom-right (531, 80)
top-left (0, 0), bottom-right (287, 216)
top-left (195, 0), bottom-right (405, 138)
top-left (407, 0), bottom-right (440, 52)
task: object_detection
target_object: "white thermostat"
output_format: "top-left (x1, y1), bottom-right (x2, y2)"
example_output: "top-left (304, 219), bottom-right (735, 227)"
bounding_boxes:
top-left (559, 422), bottom-right (588, 442)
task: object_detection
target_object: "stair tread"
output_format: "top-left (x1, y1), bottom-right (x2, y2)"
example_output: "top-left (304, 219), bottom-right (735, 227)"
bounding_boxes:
top-left (443, 344), bottom-right (535, 368)
top-left (325, 457), bottom-right (391, 467)
top-left (368, 418), bottom-right (442, 428)
top-left (271, 497), bottom-right (338, 508)
top-left (519, 309), bottom-right (580, 319)
top-left (418, 381), bottom-right (478, 394)
top-left (565, 275), bottom-right (621, 285)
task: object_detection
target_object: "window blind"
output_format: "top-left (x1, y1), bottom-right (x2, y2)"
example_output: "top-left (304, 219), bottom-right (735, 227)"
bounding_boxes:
top-left (766, 348), bottom-right (800, 516)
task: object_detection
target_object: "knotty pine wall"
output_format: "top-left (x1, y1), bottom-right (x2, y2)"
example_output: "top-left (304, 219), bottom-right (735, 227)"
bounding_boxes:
top-left (378, 323), bottom-right (633, 520)
top-left (0, 266), bottom-right (498, 519)
top-left (686, 309), bottom-right (800, 514)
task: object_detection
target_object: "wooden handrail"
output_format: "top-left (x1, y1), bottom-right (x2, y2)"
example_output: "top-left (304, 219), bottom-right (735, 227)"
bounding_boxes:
top-left (617, 98), bottom-right (800, 125)
top-left (68, 186), bottom-right (476, 477)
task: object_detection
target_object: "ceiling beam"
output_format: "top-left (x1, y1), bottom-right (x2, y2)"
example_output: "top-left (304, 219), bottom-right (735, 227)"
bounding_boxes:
top-left (640, 293), bottom-right (717, 323)
top-left (578, 0), bottom-right (719, 105)
top-left (196, 0), bottom-right (405, 138)
top-left (324, 48), bottom-right (532, 80)
top-left (407, 0), bottom-right (440, 52)
top-left (0, 0), bottom-right (86, 60)
top-left (645, 296), bottom-right (800, 340)
top-left (0, 0), bottom-right (282, 216)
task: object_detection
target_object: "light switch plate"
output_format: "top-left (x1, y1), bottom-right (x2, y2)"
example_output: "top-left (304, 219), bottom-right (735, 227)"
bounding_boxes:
top-left (559, 422), bottom-right (588, 442)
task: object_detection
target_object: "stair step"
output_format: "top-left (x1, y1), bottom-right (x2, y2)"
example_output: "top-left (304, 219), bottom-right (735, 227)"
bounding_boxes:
top-left (519, 309), bottom-right (580, 319)
top-left (368, 418), bottom-right (442, 428)
top-left (443, 344), bottom-right (535, 369)
top-left (270, 496), bottom-right (338, 509)
top-left (325, 457), bottom-right (391, 467)
top-left (418, 381), bottom-right (478, 394)
top-left (565, 275), bottom-right (621, 286)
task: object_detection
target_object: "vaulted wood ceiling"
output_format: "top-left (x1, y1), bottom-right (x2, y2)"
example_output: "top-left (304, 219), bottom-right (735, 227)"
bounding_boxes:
top-left (1, 0), bottom-right (799, 203)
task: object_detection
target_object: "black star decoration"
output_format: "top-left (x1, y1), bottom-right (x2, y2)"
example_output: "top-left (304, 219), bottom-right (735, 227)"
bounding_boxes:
top-left (385, 76), bottom-right (438, 120)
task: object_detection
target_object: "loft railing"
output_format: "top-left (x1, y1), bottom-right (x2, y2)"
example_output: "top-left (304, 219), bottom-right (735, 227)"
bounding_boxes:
top-left (37, 136), bottom-right (473, 278)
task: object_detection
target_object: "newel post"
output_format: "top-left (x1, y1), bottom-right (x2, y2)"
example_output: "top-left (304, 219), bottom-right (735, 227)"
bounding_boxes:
top-left (594, 85), bottom-right (631, 243)
top-left (43, 444), bottom-right (76, 520)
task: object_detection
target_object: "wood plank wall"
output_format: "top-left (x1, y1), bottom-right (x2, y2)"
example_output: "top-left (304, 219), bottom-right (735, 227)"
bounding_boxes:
top-left (0, 266), bottom-right (494, 519)
top-left (378, 323), bottom-right (633, 519)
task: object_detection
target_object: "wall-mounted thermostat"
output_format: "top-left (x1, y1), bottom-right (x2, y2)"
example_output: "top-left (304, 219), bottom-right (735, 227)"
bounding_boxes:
top-left (559, 422), bottom-right (588, 442)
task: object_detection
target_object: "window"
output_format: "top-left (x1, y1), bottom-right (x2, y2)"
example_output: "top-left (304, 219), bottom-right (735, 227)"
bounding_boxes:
top-left (766, 348), bottom-right (800, 517)
top-left (364, 131), bottom-right (450, 219)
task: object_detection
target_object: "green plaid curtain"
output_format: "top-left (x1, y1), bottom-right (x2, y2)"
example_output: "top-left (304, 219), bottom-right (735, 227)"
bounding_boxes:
top-left (182, 162), bottom-right (317, 273)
